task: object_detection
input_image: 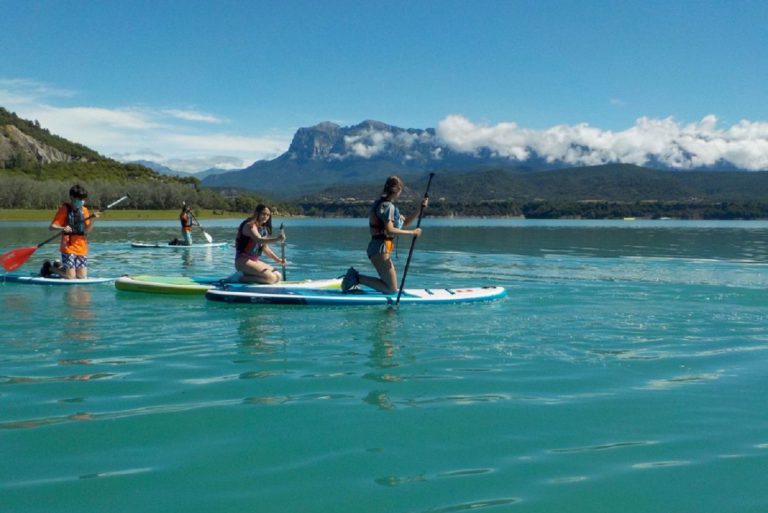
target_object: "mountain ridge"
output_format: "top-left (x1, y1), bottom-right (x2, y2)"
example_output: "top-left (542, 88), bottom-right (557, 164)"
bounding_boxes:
top-left (203, 119), bottom-right (764, 199)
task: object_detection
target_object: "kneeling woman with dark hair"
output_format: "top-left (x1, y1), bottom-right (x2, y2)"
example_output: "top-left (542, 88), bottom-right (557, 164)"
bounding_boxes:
top-left (234, 204), bottom-right (286, 284)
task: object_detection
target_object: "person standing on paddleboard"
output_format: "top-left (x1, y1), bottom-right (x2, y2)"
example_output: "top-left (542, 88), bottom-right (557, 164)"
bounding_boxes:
top-left (342, 175), bottom-right (427, 294)
top-left (234, 204), bottom-right (286, 284)
top-left (46, 184), bottom-right (100, 279)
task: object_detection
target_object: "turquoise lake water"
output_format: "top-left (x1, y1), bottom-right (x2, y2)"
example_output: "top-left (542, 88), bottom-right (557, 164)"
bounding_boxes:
top-left (1, 218), bottom-right (767, 513)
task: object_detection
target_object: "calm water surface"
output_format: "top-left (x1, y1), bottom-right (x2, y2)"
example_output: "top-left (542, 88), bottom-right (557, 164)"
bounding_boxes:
top-left (1, 219), bottom-right (767, 513)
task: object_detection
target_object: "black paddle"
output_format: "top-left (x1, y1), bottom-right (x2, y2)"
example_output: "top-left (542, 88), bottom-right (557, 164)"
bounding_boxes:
top-left (395, 173), bottom-right (435, 305)
top-left (279, 223), bottom-right (286, 280)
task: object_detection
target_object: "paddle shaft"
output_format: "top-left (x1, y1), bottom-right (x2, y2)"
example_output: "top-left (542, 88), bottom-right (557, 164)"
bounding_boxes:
top-left (279, 223), bottom-right (286, 280)
top-left (41, 195), bottom-right (130, 248)
top-left (395, 173), bottom-right (435, 305)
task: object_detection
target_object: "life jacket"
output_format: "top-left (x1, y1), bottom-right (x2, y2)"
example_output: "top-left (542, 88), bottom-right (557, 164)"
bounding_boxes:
top-left (67, 203), bottom-right (87, 236)
top-left (235, 218), bottom-right (267, 257)
top-left (369, 199), bottom-right (401, 240)
top-left (180, 212), bottom-right (192, 231)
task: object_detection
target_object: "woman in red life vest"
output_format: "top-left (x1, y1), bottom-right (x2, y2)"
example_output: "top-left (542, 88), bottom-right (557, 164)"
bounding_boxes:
top-left (234, 204), bottom-right (286, 284)
top-left (342, 175), bottom-right (427, 294)
top-left (179, 202), bottom-right (197, 246)
top-left (48, 184), bottom-right (100, 279)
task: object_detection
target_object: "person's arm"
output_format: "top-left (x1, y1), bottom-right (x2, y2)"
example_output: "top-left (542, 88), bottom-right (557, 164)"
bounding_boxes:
top-left (384, 203), bottom-right (423, 237)
top-left (50, 206), bottom-right (70, 232)
top-left (248, 223), bottom-right (286, 245)
top-left (262, 245), bottom-right (286, 264)
top-left (84, 207), bottom-right (100, 232)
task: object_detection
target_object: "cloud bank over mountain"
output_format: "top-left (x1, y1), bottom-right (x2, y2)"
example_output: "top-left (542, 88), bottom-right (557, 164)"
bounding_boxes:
top-left (435, 115), bottom-right (768, 171)
top-left (2, 78), bottom-right (768, 172)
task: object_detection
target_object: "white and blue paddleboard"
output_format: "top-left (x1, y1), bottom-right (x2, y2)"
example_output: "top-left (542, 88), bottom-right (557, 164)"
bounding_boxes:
top-left (206, 285), bottom-right (507, 306)
top-left (1, 273), bottom-right (116, 285)
top-left (130, 241), bottom-right (229, 249)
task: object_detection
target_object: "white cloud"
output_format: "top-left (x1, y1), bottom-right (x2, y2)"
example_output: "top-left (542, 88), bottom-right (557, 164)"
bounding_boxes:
top-left (0, 78), bottom-right (291, 172)
top-left (162, 109), bottom-right (225, 124)
top-left (436, 115), bottom-right (768, 171)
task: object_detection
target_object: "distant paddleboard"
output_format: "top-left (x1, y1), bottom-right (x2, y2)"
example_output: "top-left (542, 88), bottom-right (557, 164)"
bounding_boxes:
top-left (130, 242), bottom-right (229, 249)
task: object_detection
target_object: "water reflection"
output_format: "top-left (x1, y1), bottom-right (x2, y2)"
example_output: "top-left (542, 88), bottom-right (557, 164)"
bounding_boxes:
top-left (63, 287), bottom-right (96, 342)
top-left (363, 309), bottom-right (401, 410)
top-left (237, 314), bottom-right (287, 357)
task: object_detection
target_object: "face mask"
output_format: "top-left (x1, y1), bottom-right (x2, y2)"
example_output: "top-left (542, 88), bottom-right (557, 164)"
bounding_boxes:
top-left (73, 199), bottom-right (85, 208)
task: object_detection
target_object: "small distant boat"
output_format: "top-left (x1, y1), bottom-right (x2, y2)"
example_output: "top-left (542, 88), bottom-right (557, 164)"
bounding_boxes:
top-left (130, 241), bottom-right (229, 249)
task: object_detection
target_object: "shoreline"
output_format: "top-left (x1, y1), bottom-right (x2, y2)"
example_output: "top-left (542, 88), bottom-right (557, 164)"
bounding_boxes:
top-left (0, 209), bottom-right (245, 222)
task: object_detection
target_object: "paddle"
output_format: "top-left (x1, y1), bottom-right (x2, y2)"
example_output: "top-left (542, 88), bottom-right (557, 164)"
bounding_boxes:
top-left (189, 212), bottom-right (213, 243)
top-left (279, 223), bottom-right (287, 280)
top-left (395, 173), bottom-right (435, 305)
top-left (0, 194), bottom-right (130, 272)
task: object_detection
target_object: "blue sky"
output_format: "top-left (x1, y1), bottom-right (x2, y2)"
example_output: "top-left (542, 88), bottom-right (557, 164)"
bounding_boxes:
top-left (2, 0), bottom-right (768, 172)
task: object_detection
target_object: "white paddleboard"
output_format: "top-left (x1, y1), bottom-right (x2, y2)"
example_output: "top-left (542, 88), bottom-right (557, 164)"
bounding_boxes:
top-left (206, 285), bottom-right (507, 306)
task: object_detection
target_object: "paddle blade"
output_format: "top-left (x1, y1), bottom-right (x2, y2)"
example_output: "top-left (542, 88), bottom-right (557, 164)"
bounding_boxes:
top-left (202, 230), bottom-right (213, 243)
top-left (0, 245), bottom-right (39, 272)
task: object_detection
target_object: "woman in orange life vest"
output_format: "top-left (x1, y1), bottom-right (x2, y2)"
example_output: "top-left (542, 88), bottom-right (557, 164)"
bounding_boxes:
top-left (234, 204), bottom-right (286, 284)
top-left (342, 175), bottom-right (428, 294)
top-left (47, 184), bottom-right (101, 279)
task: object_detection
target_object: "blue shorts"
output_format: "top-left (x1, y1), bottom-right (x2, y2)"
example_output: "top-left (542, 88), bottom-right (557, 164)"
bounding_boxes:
top-left (61, 253), bottom-right (88, 270)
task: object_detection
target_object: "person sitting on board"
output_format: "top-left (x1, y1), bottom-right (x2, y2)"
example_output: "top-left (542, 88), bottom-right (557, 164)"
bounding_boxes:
top-left (48, 184), bottom-right (100, 279)
top-left (342, 175), bottom-right (427, 294)
top-left (234, 204), bottom-right (286, 284)
top-left (178, 202), bottom-right (198, 246)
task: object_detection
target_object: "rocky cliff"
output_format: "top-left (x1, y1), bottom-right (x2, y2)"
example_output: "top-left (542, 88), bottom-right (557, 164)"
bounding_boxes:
top-left (0, 124), bottom-right (79, 167)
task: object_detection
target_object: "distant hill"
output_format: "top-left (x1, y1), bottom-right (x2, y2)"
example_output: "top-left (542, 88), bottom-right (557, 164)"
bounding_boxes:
top-left (5, 108), bottom-right (768, 218)
top-left (203, 119), bottom-right (768, 201)
top-left (131, 160), bottom-right (238, 180)
top-left (306, 164), bottom-right (768, 204)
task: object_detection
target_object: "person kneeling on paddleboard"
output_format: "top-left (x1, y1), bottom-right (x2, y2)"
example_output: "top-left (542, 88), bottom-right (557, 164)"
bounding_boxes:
top-left (342, 175), bottom-right (427, 294)
top-left (47, 184), bottom-right (100, 279)
top-left (178, 202), bottom-right (198, 246)
top-left (235, 204), bottom-right (286, 284)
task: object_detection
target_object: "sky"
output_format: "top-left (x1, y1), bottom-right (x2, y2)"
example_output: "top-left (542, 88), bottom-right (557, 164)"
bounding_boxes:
top-left (2, 0), bottom-right (768, 172)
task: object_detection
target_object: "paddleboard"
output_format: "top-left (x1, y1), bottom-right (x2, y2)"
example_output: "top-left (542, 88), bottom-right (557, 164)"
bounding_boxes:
top-left (1, 274), bottom-right (116, 285)
top-left (115, 275), bottom-right (229, 294)
top-left (116, 275), bottom-right (341, 295)
top-left (130, 242), bottom-right (229, 249)
top-left (206, 285), bottom-right (507, 306)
